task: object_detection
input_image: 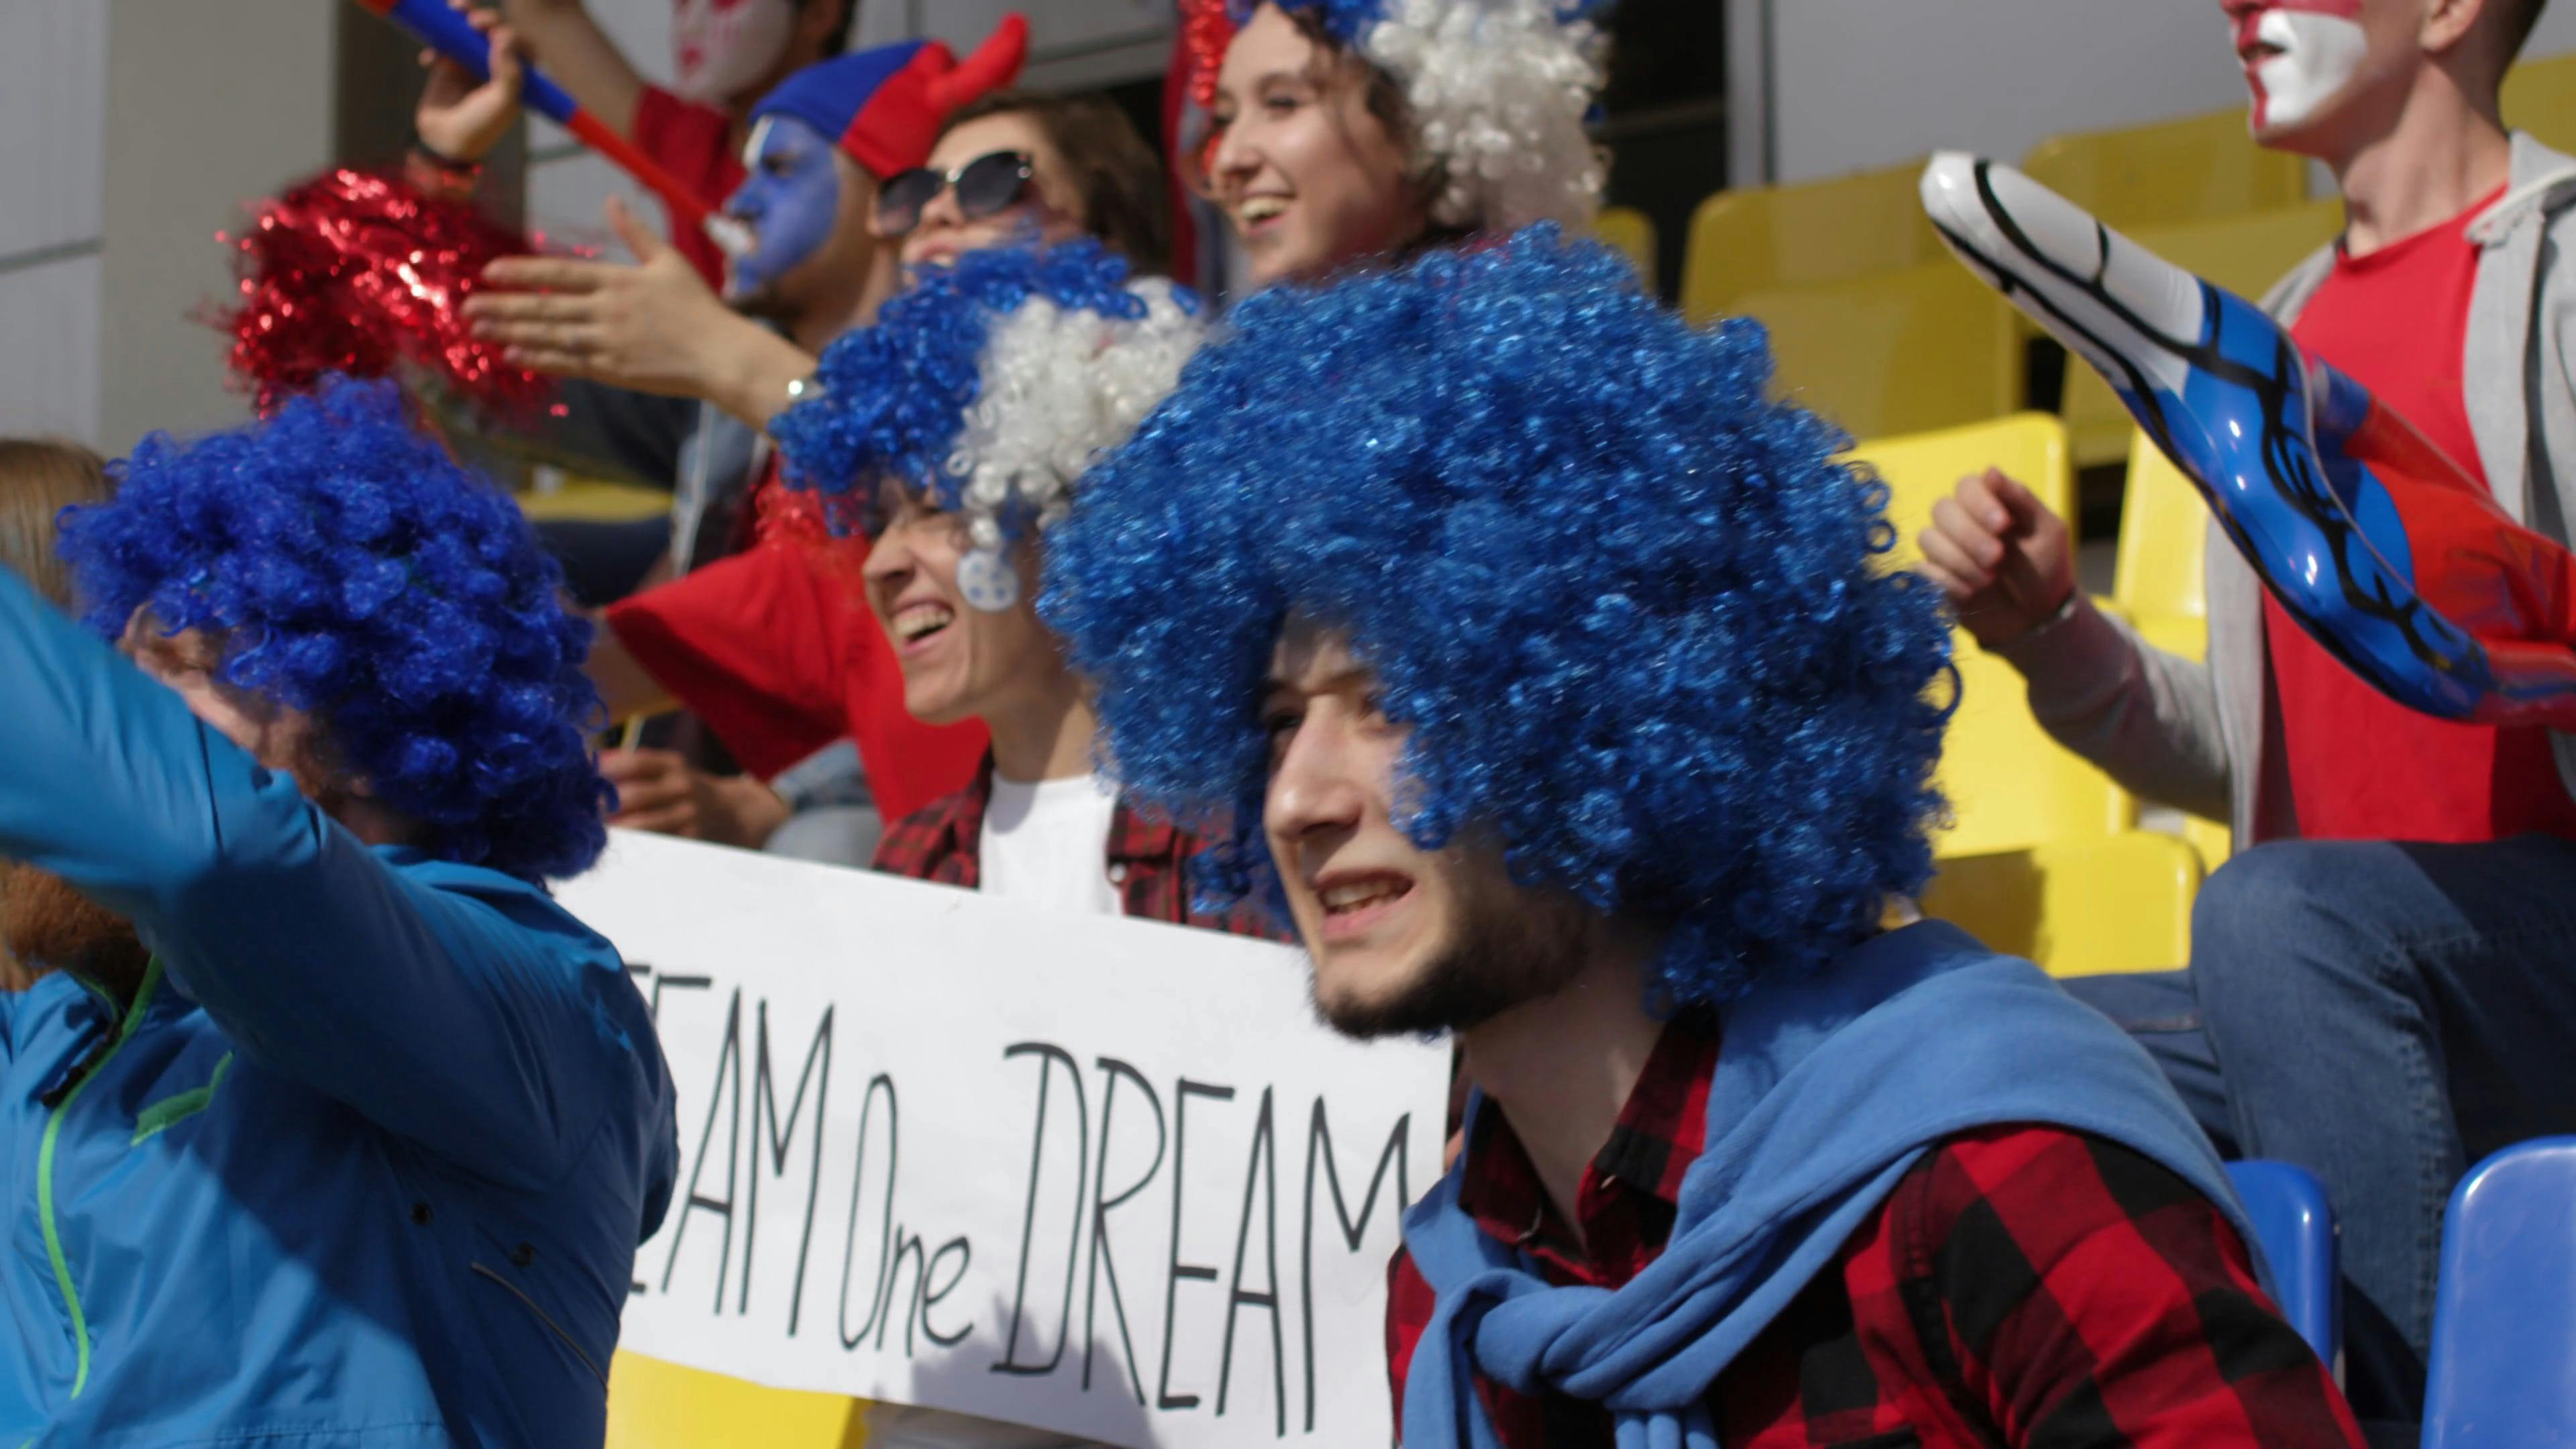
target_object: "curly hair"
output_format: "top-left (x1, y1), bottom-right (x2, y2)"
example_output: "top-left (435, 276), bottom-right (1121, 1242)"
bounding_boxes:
top-left (769, 239), bottom-right (1204, 551)
top-left (54, 378), bottom-right (611, 883)
top-left (1042, 230), bottom-right (1954, 1006)
top-left (1228, 0), bottom-right (1609, 234)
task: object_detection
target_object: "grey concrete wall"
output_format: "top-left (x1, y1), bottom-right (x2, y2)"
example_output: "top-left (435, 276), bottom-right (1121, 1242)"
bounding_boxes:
top-left (96, 0), bottom-right (335, 453)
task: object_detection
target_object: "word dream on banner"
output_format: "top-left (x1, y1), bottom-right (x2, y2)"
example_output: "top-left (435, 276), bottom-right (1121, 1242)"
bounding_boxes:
top-left (559, 830), bottom-right (1451, 1449)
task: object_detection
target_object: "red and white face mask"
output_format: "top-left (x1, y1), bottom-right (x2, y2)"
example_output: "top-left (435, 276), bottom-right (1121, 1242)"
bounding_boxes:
top-left (672, 0), bottom-right (797, 105)
top-left (2231, 0), bottom-right (2371, 133)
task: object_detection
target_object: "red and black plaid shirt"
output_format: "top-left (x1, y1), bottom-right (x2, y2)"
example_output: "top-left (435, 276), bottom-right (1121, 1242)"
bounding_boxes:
top-left (871, 755), bottom-right (1286, 940)
top-left (1387, 1016), bottom-right (2365, 1448)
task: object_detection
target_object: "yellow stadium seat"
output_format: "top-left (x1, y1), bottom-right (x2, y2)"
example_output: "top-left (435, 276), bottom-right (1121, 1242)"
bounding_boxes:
top-left (2059, 200), bottom-right (2343, 466)
top-left (1739, 262), bottom-right (2023, 443)
top-left (2504, 50), bottom-right (2576, 155)
top-left (2021, 107), bottom-right (2308, 232)
top-left (1591, 205), bottom-right (1658, 285)
top-left (1849, 415), bottom-right (2137, 856)
top-left (2113, 434), bottom-right (2233, 867)
top-left (606, 1351), bottom-right (869, 1449)
top-left (517, 476), bottom-right (675, 525)
top-left (1680, 160), bottom-right (1943, 325)
top-left (1920, 831), bottom-right (2202, 978)
top-left (2112, 432), bottom-right (2210, 649)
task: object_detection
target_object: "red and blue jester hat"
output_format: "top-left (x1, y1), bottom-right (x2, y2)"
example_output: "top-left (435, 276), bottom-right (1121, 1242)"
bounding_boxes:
top-left (1180, 0), bottom-right (1614, 235)
top-left (751, 13), bottom-right (1031, 183)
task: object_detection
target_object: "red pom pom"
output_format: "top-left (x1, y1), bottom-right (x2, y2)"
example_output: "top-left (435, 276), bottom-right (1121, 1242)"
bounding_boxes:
top-left (216, 168), bottom-right (553, 419)
top-left (1181, 0), bottom-right (1237, 111)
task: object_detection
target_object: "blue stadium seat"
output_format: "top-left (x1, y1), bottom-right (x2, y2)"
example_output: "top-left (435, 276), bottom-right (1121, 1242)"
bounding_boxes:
top-left (2423, 1137), bottom-right (2576, 1448)
top-left (2224, 1161), bottom-right (2338, 1368)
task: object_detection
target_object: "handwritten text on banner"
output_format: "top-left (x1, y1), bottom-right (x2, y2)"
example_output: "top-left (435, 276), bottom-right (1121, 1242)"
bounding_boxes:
top-left (559, 830), bottom-right (1450, 1448)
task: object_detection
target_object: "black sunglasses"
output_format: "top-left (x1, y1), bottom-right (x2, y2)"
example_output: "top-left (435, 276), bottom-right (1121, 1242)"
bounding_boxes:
top-left (875, 150), bottom-right (1037, 237)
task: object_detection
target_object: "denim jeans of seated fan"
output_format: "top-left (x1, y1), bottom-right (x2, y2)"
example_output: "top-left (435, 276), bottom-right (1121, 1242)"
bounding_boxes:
top-left (2061, 833), bottom-right (2576, 1434)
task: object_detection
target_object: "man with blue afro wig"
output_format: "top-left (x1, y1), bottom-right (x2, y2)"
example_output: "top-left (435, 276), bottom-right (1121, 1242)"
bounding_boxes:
top-left (0, 377), bottom-right (676, 1446)
top-left (1042, 231), bottom-right (2365, 1446)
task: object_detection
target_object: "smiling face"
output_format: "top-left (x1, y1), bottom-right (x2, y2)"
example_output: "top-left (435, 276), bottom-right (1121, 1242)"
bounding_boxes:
top-left (1258, 620), bottom-right (1591, 1038)
top-left (897, 112), bottom-right (1089, 271)
top-left (722, 115), bottom-right (881, 314)
top-left (2223, 0), bottom-right (2420, 149)
top-left (859, 488), bottom-right (1067, 728)
top-left (1206, 4), bottom-right (1426, 289)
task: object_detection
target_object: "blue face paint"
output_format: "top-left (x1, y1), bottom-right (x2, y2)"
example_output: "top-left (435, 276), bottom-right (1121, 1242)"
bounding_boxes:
top-left (722, 115), bottom-right (844, 301)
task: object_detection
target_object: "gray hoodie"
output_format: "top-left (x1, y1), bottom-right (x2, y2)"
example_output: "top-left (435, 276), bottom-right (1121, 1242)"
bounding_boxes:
top-left (1996, 131), bottom-right (2576, 845)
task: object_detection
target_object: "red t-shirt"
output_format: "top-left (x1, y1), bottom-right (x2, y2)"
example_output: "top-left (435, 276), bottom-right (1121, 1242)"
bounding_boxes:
top-left (604, 517), bottom-right (987, 824)
top-left (631, 85), bottom-right (747, 289)
top-left (2268, 189), bottom-right (2576, 842)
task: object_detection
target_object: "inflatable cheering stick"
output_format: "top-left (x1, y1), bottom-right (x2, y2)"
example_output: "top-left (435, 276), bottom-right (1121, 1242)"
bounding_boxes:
top-left (351, 0), bottom-right (748, 256)
top-left (1919, 152), bottom-right (2576, 730)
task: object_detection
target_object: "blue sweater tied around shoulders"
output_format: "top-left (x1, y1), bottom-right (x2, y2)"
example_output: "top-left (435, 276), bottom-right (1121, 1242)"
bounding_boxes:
top-left (1399, 920), bottom-right (2253, 1449)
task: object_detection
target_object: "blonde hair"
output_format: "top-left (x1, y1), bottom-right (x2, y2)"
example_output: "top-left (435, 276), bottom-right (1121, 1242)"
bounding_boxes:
top-left (0, 439), bottom-right (111, 608)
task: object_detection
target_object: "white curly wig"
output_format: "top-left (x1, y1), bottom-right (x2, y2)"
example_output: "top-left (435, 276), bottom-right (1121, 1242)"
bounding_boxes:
top-left (1366, 0), bottom-right (1609, 232)
top-left (950, 277), bottom-right (1205, 552)
top-left (770, 242), bottom-right (1210, 564)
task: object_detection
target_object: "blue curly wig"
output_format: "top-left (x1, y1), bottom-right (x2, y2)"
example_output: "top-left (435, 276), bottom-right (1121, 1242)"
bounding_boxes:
top-left (54, 377), bottom-right (611, 883)
top-left (1042, 229), bottom-right (1954, 1006)
top-left (769, 239), bottom-right (1201, 543)
top-left (1225, 0), bottom-right (1611, 39)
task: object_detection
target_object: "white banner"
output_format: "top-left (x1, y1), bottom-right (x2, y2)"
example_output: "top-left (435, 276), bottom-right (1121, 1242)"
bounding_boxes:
top-left (559, 830), bottom-right (1450, 1449)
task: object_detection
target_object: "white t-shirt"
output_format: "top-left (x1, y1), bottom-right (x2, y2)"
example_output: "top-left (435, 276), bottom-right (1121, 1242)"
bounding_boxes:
top-left (978, 773), bottom-right (1123, 916)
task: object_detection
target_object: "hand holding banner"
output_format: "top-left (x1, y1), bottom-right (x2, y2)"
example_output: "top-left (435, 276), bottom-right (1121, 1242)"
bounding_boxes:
top-left (559, 831), bottom-right (1448, 1449)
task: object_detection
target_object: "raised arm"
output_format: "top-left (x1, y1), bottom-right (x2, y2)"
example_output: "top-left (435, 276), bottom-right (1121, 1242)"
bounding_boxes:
top-left (498, 0), bottom-right (647, 136)
top-left (0, 561), bottom-right (655, 1189)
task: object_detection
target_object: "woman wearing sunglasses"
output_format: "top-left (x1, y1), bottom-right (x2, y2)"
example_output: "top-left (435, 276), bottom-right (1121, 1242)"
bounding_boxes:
top-left (1187, 0), bottom-right (1608, 291)
top-left (888, 91), bottom-right (1171, 275)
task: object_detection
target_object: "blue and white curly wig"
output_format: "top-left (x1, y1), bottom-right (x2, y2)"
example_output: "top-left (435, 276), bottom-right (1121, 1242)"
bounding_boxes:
top-left (54, 377), bottom-right (611, 883)
top-left (770, 239), bottom-right (1205, 557)
top-left (1234, 0), bottom-right (1609, 234)
top-left (1042, 230), bottom-right (1954, 1006)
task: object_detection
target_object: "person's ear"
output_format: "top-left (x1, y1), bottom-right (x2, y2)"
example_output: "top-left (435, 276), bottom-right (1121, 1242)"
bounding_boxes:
top-left (119, 609), bottom-right (203, 683)
top-left (2421, 0), bottom-right (2493, 58)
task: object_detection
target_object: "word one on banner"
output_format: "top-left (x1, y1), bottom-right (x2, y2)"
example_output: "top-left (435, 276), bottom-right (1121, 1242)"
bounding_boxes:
top-left (557, 830), bottom-right (1451, 1449)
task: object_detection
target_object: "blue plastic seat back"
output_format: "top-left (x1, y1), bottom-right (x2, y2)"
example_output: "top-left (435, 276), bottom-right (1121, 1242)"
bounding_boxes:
top-left (2225, 1160), bottom-right (2338, 1368)
top-left (2424, 1138), bottom-right (2576, 1449)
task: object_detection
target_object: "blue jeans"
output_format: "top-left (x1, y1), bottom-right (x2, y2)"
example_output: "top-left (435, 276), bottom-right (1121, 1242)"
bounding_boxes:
top-left (2063, 833), bottom-right (2576, 1428)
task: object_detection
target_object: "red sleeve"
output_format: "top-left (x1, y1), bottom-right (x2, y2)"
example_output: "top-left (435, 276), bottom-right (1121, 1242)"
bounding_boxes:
top-left (629, 85), bottom-right (747, 289)
top-left (605, 541), bottom-right (986, 822)
top-left (1385, 1247), bottom-right (1438, 1441)
top-left (1894, 1127), bottom-right (2365, 1449)
top-left (607, 544), bottom-right (848, 779)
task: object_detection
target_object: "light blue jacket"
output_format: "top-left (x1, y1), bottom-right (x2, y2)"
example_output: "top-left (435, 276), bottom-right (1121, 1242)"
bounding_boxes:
top-left (0, 561), bottom-right (679, 1446)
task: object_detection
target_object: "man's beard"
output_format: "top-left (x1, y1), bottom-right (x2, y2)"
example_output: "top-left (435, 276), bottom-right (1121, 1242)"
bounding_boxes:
top-left (1, 863), bottom-right (151, 998)
top-left (1313, 875), bottom-right (1596, 1040)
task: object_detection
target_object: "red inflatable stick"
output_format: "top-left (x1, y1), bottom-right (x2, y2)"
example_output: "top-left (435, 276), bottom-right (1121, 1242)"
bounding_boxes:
top-left (349, 0), bottom-right (739, 252)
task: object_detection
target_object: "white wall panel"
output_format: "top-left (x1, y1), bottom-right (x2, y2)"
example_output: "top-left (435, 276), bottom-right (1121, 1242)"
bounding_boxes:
top-left (0, 254), bottom-right (103, 443)
top-left (98, 0), bottom-right (334, 453)
top-left (1758, 0), bottom-right (2576, 190)
top-left (1769, 0), bottom-right (2249, 184)
top-left (0, 0), bottom-right (109, 259)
